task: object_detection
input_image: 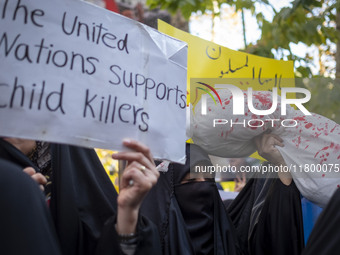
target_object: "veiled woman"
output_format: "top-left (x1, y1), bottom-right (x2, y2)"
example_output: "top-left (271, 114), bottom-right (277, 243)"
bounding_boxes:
top-left (141, 143), bottom-right (240, 255)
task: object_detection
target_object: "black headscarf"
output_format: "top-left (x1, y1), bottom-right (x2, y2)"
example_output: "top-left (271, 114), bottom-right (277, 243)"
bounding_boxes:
top-left (141, 143), bottom-right (239, 255)
top-left (0, 139), bottom-right (161, 255)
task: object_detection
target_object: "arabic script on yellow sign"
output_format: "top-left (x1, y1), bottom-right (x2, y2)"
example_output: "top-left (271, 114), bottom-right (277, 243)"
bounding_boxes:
top-left (158, 20), bottom-right (295, 100)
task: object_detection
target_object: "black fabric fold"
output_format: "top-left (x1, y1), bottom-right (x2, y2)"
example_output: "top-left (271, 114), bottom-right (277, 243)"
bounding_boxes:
top-left (228, 172), bottom-right (304, 255)
top-left (165, 197), bottom-right (196, 255)
top-left (249, 179), bottom-right (304, 255)
top-left (175, 181), bottom-right (215, 255)
top-left (50, 144), bottom-right (119, 255)
top-left (227, 178), bottom-right (255, 255)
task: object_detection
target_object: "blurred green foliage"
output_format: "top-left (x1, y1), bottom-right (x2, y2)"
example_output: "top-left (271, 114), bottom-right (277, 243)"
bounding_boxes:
top-left (296, 78), bottom-right (340, 123)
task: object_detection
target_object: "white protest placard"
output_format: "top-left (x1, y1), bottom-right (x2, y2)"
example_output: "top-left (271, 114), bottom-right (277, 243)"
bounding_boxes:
top-left (0, 0), bottom-right (187, 163)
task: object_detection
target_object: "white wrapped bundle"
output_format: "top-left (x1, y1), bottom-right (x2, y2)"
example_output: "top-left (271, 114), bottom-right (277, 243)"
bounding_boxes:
top-left (191, 89), bottom-right (340, 207)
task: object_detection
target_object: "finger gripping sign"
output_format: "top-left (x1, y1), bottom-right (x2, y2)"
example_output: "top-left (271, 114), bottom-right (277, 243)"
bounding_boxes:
top-left (0, 0), bottom-right (188, 163)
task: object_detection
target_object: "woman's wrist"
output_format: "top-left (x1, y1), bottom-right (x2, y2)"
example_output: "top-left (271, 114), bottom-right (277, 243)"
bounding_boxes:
top-left (116, 205), bottom-right (139, 235)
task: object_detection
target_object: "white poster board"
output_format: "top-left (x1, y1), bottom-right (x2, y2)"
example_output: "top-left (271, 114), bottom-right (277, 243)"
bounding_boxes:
top-left (0, 0), bottom-right (187, 163)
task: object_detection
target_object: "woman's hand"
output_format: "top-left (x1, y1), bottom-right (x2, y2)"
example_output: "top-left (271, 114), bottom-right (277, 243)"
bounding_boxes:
top-left (254, 133), bottom-right (285, 166)
top-left (23, 167), bottom-right (47, 191)
top-left (112, 139), bottom-right (159, 235)
top-left (254, 133), bottom-right (292, 185)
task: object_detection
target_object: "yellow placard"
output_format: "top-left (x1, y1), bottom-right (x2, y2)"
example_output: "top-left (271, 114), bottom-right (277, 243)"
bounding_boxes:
top-left (158, 20), bottom-right (295, 102)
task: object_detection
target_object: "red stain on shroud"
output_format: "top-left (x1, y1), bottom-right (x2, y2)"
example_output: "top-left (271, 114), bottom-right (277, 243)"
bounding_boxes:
top-left (305, 123), bottom-right (313, 129)
top-left (314, 132), bottom-right (322, 138)
top-left (330, 125), bottom-right (337, 133)
top-left (314, 146), bottom-right (329, 158)
top-left (294, 136), bottom-right (302, 148)
top-left (320, 158), bottom-right (327, 164)
top-left (254, 93), bottom-right (272, 107)
top-left (294, 116), bottom-right (306, 121)
top-left (335, 144), bottom-right (340, 151)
